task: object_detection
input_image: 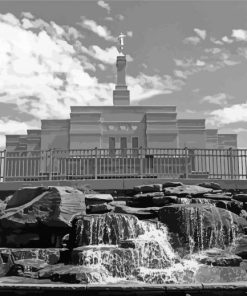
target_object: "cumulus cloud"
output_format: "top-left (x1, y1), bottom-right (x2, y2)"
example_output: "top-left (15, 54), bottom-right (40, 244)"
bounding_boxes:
top-left (183, 36), bottom-right (201, 45)
top-left (97, 0), bottom-right (111, 13)
top-left (126, 74), bottom-right (184, 101)
top-left (81, 45), bottom-right (119, 64)
top-left (194, 28), bottom-right (206, 40)
top-left (79, 18), bottom-right (115, 41)
top-left (0, 13), bottom-right (184, 143)
top-left (0, 118), bottom-right (40, 148)
top-left (232, 29), bottom-right (247, 41)
top-left (201, 93), bottom-right (233, 105)
top-left (210, 37), bottom-right (223, 45)
top-left (222, 36), bottom-right (233, 44)
top-left (208, 102), bottom-right (247, 126)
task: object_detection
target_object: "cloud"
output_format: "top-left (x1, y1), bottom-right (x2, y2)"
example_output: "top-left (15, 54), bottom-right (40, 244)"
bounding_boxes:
top-left (183, 36), bottom-right (201, 45)
top-left (116, 14), bottom-right (124, 21)
top-left (210, 37), bottom-right (223, 45)
top-left (222, 36), bottom-right (233, 43)
top-left (0, 11), bottom-right (185, 146)
top-left (208, 102), bottom-right (247, 126)
top-left (232, 29), bottom-right (247, 41)
top-left (21, 12), bottom-right (34, 19)
top-left (194, 28), bottom-right (206, 40)
top-left (0, 118), bottom-right (40, 148)
top-left (204, 48), bottom-right (221, 54)
top-left (81, 45), bottom-right (119, 64)
top-left (79, 18), bottom-right (115, 41)
top-left (97, 0), bottom-right (111, 13)
top-left (201, 93), bottom-right (233, 105)
top-left (105, 16), bottom-right (113, 21)
top-left (126, 74), bottom-right (184, 101)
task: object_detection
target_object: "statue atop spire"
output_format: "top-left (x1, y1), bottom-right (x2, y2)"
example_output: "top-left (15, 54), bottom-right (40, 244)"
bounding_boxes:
top-left (117, 32), bottom-right (126, 56)
top-left (113, 32), bottom-right (130, 105)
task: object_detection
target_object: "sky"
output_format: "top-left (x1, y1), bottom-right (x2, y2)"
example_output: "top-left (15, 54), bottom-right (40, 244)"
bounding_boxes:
top-left (0, 0), bottom-right (247, 148)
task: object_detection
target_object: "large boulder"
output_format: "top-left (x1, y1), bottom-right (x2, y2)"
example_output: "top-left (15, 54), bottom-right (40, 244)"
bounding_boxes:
top-left (6, 187), bottom-right (49, 209)
top-left (0, 186), bottom-right (86, 247)
top-left (1, 186), bottom-right (86, 229)
top-left (68, 213), bottom-right (145, 248)
top-left (163, 185), bottom-right (213, 197)
top-left (158, 204), bottom-right (247, 254)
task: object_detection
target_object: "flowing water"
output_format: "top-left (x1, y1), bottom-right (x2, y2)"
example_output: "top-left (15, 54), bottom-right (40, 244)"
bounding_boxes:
top-left (70, 213), bottom-right (203, 284)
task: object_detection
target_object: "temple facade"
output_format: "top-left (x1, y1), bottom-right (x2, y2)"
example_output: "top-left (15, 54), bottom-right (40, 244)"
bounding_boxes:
top-left (5, 36), bottom-right (237, 153)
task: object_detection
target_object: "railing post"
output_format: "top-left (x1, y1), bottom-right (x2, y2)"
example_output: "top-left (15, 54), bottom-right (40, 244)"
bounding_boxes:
top-left (228, 147), bottom-right (233, 180)
top-left (139, 146), bottom-right (143, 178)
top-left (3, 150), bottom-right (6, 182)
top-left (184, 147), bottom-right (188, 179)
top-left (94, 147), bottom-right (98, 180)
top-left (49, 149), bottom-right (53, 181)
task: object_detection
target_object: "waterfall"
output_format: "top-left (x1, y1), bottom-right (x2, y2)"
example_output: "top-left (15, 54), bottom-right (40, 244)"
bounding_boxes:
top-left (70, 213), bottom-right (200, 284)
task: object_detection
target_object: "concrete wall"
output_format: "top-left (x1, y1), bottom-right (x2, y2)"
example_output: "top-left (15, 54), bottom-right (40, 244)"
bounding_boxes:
top-left (178, 119), bottom-right (206, 149)
top-left (41, 120), bottom-right (70, 151)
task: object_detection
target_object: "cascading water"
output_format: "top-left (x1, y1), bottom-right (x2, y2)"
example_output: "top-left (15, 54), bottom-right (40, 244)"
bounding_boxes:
top-left (70, 213), bottom-right (201, 284)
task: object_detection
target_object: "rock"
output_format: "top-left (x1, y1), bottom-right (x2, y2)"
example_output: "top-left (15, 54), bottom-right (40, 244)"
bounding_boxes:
top-left (233, 194), bottom-right (247, 203)
top-left (187, 250), bottom-right (242, 267)
top-left (126, 192), bottom-right (164, 208)
top-left (14, 258), bottom-right (48, 272)
top-left (0, 253), bottom-right (14, 277)
top-left (152, 196), bottom-right (177, 207)
top-left (85, 194), bottom-right (113, 205)
top-left (231, 235), bottom-right (247, 259)
top-left (158, 204), bottom-right (247, 253)
top-left (0, 249), bottom-right (61, 265)
top-left (194, 265), bottom-right (247, 283)
top-left (197, 182), bottom-right (222, 191)
top-left (0, 186), bottom-right (85, 248)
top-left (199, 255), bottom-right (242, 267)
top-left (1, 186), bottom-right (86, 229)
top-left (87, 203), bottom-right (113, 214)
top-left (163, 185), bottom-right (213, 198)
top-left (69, 213), bottom-right (145, 248)
top-left (162, 182), bottom-right (184, 189)
top-left (133, 184), bottom-right (162, 193)
top-left (114, 204), bottom-right (159, 220)
top-left (202, 193), bottom-right (232, 201)
top-left (6, 187), bottom-right (49, 209)
top-left (38, 263), bottom-right (109, 283)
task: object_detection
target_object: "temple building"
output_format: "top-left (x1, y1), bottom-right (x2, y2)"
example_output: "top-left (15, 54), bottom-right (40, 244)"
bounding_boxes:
top-left (5, 34), bottom-right (237, 153)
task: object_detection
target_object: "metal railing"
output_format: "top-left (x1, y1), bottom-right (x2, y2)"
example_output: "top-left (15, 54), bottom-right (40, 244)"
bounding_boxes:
top-left (0, 147), bottom-right (246, 181)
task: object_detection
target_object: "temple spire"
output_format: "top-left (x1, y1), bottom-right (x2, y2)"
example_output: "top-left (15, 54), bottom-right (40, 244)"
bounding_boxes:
top-left (113, 33), bottom-right (130, 106)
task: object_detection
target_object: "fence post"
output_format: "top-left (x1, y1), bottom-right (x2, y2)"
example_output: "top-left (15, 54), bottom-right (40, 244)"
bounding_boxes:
top-left (94, 147), bottom-right (98, 180)
top-left (49, 149), bottom-right (53, 181)
top-left (228, 147), bottom-right (233, 180)
top-left (184, 147), bottom-right (188, 179)
top-left (139, 146), bottom-right (143, 178)
top-left (3, 150), bottom-right (6, 182)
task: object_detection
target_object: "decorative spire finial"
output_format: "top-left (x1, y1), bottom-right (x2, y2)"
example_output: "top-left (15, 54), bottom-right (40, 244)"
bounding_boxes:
top-left (118, 32), bottom-right (126, 56)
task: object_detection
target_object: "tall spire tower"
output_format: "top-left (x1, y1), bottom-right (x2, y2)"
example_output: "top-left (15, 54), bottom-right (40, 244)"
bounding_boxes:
top-left (113, 33), bottom-right (130, 106)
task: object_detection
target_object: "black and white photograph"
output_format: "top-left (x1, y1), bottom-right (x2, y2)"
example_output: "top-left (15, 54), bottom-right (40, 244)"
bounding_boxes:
top-left (0, 0), bottom-right (247, 295)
